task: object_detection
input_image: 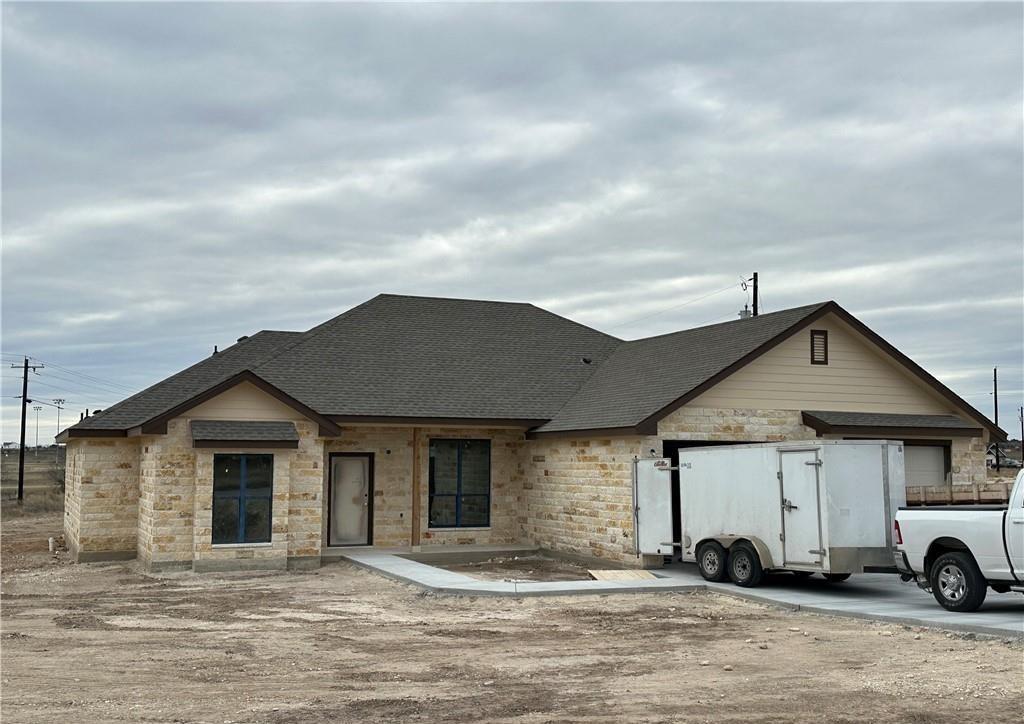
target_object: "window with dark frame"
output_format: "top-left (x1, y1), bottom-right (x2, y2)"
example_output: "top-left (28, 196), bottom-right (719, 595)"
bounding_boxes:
top-left (212, 454), bottom-right (273, 544)
top-left (428, 439), bottom-right (490, 528)
top-left (810, 329), bottom-right (828, 365)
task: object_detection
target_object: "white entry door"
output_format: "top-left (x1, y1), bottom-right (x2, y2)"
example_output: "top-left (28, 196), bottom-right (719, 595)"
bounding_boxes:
top-left (779, 450), bottom-right (823, 567)
top-left (330, 455), bottom-right (371, 546)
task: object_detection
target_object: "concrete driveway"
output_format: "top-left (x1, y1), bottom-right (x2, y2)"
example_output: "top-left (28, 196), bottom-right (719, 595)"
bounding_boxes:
top-left (342, 549), bottom-right (1024, 638)
top-left (658, 563), bottom-right (1024, 639)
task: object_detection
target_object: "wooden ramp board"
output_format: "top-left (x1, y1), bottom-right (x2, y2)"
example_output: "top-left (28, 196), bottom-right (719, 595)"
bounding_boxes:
top-left (588, 569), bottom-right (658, 581)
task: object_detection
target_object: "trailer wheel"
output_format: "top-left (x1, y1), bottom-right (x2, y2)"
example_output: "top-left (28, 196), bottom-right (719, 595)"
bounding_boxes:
top-left (727, 543), bottom-right (764, 587)
top-left (696, 541), bottom-right (729, 582)
top-left (929, 552), bottom-right (987, 612)
top-left (822, 573), bottom-right (851, 583)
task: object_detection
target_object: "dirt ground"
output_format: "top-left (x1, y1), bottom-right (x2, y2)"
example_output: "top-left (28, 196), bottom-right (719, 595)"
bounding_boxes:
top-left (2, 512), bottom-right (1022, 723)
top-left (444, 554), bottom-right (594, 582)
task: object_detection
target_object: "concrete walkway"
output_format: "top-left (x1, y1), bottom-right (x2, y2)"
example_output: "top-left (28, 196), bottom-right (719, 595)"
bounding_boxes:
top-left (340, 550), bottom-right (1024, 638)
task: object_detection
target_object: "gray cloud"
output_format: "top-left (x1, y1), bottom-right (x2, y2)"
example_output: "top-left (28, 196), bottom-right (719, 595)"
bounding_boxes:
top-left (2, 2), bottom-right (1021, 441)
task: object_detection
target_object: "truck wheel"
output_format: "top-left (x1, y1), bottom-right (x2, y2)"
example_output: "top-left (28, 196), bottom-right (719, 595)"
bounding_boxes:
top-left (727, 543), bottom-right (764, 588)
top-left (822, 573), bottom-right (851, 583)
top-left (696, 541), bottom-right (729, 582)
top-left (929, 552), bottom-right (987, 612)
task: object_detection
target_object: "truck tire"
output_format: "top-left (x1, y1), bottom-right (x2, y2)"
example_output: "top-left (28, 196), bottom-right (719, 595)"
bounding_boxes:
top-left (929, 552), bottom-right (987, 612)
top-left (822, 573), bottom-right (851, 583)
top-left (696, 541), bottom-right (729, 582)
top-left (727, 543), bottom-right (764, 588)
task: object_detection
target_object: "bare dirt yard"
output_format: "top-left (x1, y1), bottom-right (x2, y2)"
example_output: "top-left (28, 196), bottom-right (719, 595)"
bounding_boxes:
top-left (444, 554), bottom-right (594, 582)
top-left (2, 512), bottom-right (1022, 723)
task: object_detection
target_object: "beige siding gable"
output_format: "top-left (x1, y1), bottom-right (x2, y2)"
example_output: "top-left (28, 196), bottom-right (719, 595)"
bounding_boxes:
top-left (182, 381), bottom-right (309, 422)
top-left (688, 313), bottom-right (961, 417)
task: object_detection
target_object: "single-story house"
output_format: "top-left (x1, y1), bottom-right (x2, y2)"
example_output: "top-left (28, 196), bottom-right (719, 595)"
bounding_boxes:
top-left (59, 294), bottom-right (1005, 572)
top-left (986, 443), bottom-right (1023, 469)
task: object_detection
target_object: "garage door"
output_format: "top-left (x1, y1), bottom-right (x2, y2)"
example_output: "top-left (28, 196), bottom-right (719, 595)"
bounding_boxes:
top-left (904, 445), bottom-right (947, 487)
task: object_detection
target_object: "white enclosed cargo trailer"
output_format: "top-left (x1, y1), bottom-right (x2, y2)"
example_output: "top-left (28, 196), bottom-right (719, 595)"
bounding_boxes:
top-left (634, 440), bottom-right (906, 586)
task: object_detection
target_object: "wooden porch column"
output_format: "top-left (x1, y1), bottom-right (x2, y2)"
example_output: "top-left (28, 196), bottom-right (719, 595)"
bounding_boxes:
top-left (411, 427), bottom-right (421, 547)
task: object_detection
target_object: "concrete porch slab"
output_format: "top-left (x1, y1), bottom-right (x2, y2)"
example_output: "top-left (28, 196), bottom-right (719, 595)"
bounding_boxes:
top-left (337, 550), bottom-right (1024, 638)
top-left (339, 549), bottom-right (702, 597)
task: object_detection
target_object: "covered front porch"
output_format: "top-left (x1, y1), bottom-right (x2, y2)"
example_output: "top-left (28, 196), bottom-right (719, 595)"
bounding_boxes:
top-left (320, 425), bottom-right (530, 553)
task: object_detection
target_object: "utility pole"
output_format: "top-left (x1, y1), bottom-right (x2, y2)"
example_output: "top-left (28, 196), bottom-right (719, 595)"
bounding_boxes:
top-left (11, 357), bottom-right (44, 502)
top-left (1018, 406), bottom-right (1023, 465)
top-left (33, 406), bottom-right (42, 456)
top-left (54, 399), bottom-right (65, 466)
top-left (752, 272), bottom-right (759, 317)
top-left (993, 367), bottom-right (1000, 472)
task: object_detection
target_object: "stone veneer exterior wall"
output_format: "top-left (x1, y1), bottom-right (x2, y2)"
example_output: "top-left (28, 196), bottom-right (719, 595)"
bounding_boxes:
top-left (63, 405), bottom-right (990, 571)
top-left (137, 420), bottom-right (194, 570)
top-left (524, 436), bottom-right (648, 564)
top-left (136, 418), bottom-right (326, 572)
top-left (523, 406), bottom-right (991, 566)
top-left (324, 426), bottom-right (527, 549)
top-left (523, 407), bottom-right (813, 565)
top-left (63, 438), bottom-right (140, 562)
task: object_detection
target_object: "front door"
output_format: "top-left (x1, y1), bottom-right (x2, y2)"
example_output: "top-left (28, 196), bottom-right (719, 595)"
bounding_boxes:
top-left (779, 449), bottom-right (823, 567)
top-left (329, 454), bottom-right (373, 546)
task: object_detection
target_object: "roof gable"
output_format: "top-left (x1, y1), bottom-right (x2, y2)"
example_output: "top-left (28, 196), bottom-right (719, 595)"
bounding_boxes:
top-left (61, 330), bottom-right (302, 434)
top-left (532, 301), bottom-right (1004, 440)
top-left (532, 303), bottom-right (832, 435)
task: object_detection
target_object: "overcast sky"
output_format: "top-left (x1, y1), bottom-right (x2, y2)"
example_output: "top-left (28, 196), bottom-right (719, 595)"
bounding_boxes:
top-left (2, 2), bottom-right (1022, 443)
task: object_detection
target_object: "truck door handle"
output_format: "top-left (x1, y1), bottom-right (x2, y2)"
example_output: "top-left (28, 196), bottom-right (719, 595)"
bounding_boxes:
top-left (782, 499), bottom-right (798, 512)
top-left (1012, 519), bottom-right (1024, 525)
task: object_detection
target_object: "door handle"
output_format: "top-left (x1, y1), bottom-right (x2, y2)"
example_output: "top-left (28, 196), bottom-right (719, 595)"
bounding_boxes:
top-left (1012, 519), bottom-right (1024, 525)
top-left (782, 499), bottom-right (799, 512)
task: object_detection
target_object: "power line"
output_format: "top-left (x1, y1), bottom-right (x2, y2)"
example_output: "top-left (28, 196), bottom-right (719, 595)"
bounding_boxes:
top-left (27, 357), bottom-right (135, 392)
top-left (10, 378), bottom-right (112, 401)
top-left (2, 353), bottom-right (135, 392)
top-left (33, 369), bottom-right (133, 395)
top-left (607, 281), bottom-right (742, 331)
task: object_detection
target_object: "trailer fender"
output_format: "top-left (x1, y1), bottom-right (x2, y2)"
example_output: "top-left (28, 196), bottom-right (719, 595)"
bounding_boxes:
top-left (703, 536), bottom-right (775, 570)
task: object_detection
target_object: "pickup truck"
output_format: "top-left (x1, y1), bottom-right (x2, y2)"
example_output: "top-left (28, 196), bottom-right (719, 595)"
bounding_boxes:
top-left (894, 469), bottom-right (1024, 612)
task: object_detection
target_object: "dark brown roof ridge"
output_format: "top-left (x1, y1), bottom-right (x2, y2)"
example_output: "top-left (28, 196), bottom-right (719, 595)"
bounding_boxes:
top-left (624, 301), bottom-right (831, 344)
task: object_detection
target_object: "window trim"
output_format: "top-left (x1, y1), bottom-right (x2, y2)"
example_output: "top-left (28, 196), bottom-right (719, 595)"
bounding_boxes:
top-left (427, 438), bottom-right (491, 529)
top-left (212, 453), bottom-right (274, 545)
top-left (810, 329), bottom-right (829, 365)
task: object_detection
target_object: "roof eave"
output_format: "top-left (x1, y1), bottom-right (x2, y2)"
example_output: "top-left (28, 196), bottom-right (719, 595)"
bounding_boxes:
top-left (801, 412), bottom-right (982, 439)
top-left (70, 370), bottom-right (342, 439)
top-left (57, 428), bottom-right (127, 442)
top-left (525, 423), bottom-right (655, 440)
top-left (330, 415), bottom-right (546, 429)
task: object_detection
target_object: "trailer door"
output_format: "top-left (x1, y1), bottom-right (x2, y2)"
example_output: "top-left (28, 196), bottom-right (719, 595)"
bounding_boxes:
top-left (635, 458), bottom-right (675, 556)
top-left (779, 450), bottom-right (824, 567)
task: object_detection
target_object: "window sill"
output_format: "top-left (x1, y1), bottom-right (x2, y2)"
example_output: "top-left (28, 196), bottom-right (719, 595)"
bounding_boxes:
top-left (212, 542), bottom-right (274, 548)
top-left (427, 527), bottom-right (492, 532)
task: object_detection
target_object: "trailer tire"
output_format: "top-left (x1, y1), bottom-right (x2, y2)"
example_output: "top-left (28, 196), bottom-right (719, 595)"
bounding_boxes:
top-left (696, 541), bottom-right (729, 582)
top-left (822, 573), bottom-right (851, 583)
top-left (727, 543), bottom-right (764, 588)
top-left (929, 552), bottom-right (987, 612)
